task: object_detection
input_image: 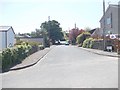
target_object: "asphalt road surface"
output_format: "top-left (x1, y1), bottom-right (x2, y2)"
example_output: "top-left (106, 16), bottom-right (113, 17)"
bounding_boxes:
top-left (2, 45), bottom-right (118, 88)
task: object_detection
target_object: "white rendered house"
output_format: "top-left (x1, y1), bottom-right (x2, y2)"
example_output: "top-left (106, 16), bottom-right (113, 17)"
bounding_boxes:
top-left (0, 26), bottom-right (15, 50)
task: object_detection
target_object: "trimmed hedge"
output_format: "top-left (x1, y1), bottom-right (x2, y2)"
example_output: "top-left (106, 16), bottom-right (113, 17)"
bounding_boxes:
top-left (38, 45), bottom-right (45, 50)
top-left (2, 45), bottom-right (29, 71)
top-left (82, 38), bottom-right (94, 48)
top-left (2, 41), bottom-right (45, 72)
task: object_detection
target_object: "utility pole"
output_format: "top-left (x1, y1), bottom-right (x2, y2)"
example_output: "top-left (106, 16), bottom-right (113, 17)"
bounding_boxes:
top-left (48, 16), bottom-right (50, 46)
top-left (75, 23), bottom-right (76, 29)
top-left (103, 0), bottom-right (106, 50)
top-left (48, 16), bottom-right (50, 21)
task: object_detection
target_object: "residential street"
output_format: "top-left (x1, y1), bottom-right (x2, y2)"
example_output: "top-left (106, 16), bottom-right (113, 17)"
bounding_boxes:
top-left (2, 45), bottom-right (118, 88)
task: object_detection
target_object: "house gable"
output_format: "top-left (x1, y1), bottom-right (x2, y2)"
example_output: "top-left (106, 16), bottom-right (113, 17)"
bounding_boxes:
top-left (0, 26), bottom-right (15, 50)
top-left (0, 26), bottom-right (15, 35)
top-left (99, 4), bottom-right (118, 23)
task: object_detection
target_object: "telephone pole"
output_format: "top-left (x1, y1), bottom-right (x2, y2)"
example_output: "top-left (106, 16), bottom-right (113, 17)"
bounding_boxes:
top-left (75, 23), bottom-right (76, 29)
top-left (48, 16), bottom-right (50, 21)
top-left (103, 0), bottom-right (106, 50)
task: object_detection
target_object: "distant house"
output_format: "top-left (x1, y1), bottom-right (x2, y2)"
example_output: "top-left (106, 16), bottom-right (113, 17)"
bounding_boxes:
top-left (88, 29), bottom-right (96, 34)
top-left (0, 26), bottom-right (15, 50)
top-left (91, 28), bottom-right (103, 38)
top-left (99, 4), bottom-right (118, 35)
top-left (17, 37), bottom-right (44, 45)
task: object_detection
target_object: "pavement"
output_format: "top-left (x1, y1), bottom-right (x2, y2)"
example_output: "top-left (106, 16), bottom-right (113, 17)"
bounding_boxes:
top-left (10, 45), bottom-right (55, 71)
top-left (79, 47), bottom-right (120, 58)
top-left (9, 45), bottom-right (119, 71)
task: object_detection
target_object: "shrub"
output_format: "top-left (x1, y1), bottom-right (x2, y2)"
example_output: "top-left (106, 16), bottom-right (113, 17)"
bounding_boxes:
top-left (2, 48), bottom-right (13, 71)
top-left (82, 38), bottom-right (94, 48)
top-left (15, 41), bottom-right (41, 55)
top-left (89, 39), bottom-right (95, 48)
top-left (2, 45), bottom-right (31, 71)
top-left (14, 40), bottom-right (23, 45)
top-left (78, 44), bottom-right (82, 47)
top-left (10, 47), bottom-right (19, 64)
top-left (26, 41), bottom-right (41, 46)
top-left (25, 41), bottom-right (42, 54)
top-left (76, 32), bottom-right (91, 45)
top-left (16, 45), bottom-right (27, 61)
top-left (38, 45), bottom-right (45, 50)
top-left (2, 41), bottom-right (43, 72)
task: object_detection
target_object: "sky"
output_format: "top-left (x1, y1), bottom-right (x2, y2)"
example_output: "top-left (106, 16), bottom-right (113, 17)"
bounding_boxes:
top-left (0, 0), bottom-right (119, 33)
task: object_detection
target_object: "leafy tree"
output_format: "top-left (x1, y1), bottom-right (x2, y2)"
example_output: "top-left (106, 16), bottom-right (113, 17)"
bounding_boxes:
top-left (40, 20), bottom-right (63, 44)
top-left (30, 29), bottom-right (43, 38)
top-left (69, 28), bottom-right (85, 44)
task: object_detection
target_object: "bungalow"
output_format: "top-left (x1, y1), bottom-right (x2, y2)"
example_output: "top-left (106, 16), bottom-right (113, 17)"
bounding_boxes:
top-left (0, 26), bottom-right (15, 50)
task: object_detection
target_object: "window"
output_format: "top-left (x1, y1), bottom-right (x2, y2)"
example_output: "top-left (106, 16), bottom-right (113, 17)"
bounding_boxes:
top-left (106, 17), bottom-right (111, 25)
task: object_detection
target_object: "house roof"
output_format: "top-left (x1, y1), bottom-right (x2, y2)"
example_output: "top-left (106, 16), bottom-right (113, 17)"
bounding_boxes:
top-left (0, 26), bottom-right (15, 34)
top-left (91, 28), bottom-right (103, 37)
top-left (0, 26), bottom-right (11, 31)
top-left (99, 4), bottom-right (118, 22)
top-left (88, 29), bottom-right (96, 34)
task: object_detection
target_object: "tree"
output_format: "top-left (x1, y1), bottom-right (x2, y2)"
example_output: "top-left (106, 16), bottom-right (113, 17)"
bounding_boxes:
top-left (69, 28), bottom-right (85, 44)
top-left (30, 29), bottom-right (43, 38)
top-left (40, 20), bottom-right (63, 44)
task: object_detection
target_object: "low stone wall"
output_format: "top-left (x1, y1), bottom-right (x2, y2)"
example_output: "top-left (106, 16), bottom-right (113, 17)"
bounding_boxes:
top-left (92, 39), bottom-right (120, 52)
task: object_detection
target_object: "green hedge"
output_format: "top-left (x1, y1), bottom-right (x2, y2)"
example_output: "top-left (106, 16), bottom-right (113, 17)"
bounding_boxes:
top-left (38, 45), bottom-right (45, 50)
top-left (82, 38), bottom-right (94, 48)
top-left (2, 41), bottom-right (44, 72)
top-left (2, 45), bottom-right (30, 72)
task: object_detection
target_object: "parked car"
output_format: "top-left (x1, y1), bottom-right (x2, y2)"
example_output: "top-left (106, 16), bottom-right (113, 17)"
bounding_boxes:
top-left (59, 40), bottom-right (69, 45)
top-left (65, 42), bottom-right (69, 45)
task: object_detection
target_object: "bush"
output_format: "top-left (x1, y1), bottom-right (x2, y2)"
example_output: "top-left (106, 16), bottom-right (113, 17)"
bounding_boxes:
top-left (15, 41), bottom-right (42, 55)
top-left (82, 38), bottom-right (94, 48)
top-left (25, 41), bottom-right (41, 46)
top-left (15, 40), bottom-right (41, 47)
top-left (10, 47), bottom-right (19, 64)
top-left (17, 45), bottom-right (27, 61)
top-left (2, 48), bottom-right (13, 71)
top-left (38, 45), bottom-right (45, 50)
top-left (14, 40), bottom-right (23, 45)
top-left (24, 41), bottom-right (42, 54)
top-left (2, 45), bottom-right (30, 71)
top-left (2, 41), bottom-right (43, 72)
top-left (76, 32), bottom-right (91, 45)
top-left (78, 44), bottom-right (82, 47)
